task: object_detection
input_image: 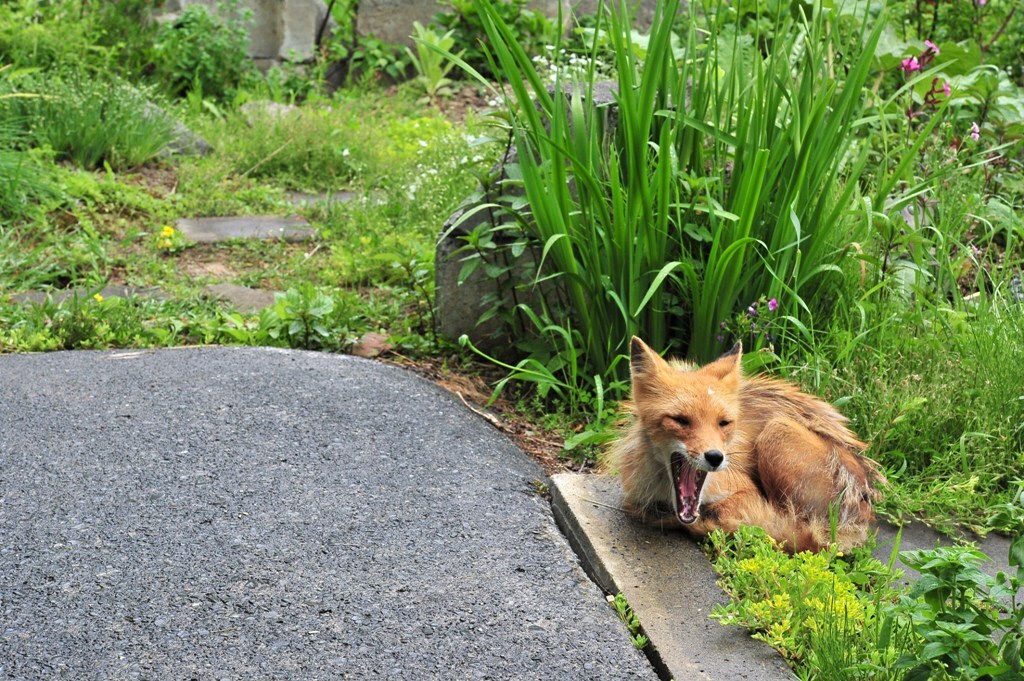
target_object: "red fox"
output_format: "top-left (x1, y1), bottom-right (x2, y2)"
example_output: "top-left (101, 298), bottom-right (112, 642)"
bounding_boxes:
top-left (608, 337), bottom-right (884, 553)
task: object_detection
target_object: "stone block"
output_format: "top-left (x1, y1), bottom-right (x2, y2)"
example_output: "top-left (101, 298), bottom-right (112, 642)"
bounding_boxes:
top-left (175, 216), bottom-right (316, 243)
top-left (10, 286), bottom-right (166, 305)
top-left (434, 82), bottom-right (619, 350)
top-left (203, 283), bottom-right (279, 312)
top-left (156, 0), bottom-right (334, 63)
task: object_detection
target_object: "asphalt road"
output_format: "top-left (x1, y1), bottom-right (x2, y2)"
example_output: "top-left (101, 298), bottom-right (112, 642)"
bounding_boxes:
top-left (0, 347), bottom-right (656, 680)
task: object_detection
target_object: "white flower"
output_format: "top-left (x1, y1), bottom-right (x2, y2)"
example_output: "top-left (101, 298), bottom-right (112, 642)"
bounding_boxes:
top-left (342, 148), bottom-right (350, 157)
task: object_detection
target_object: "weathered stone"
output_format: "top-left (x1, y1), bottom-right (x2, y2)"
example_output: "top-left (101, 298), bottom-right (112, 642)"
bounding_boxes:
top-left (175, 216), bottom-right (316, 243)
top-left (351, 331), bottom-right (392, 359)
top-left (203, 283), bottom-right (279, 312)
top-left (356, 0), bottom-right (440, 46)
top-left (156, 0), bottom-right (335, 64)
top-left (10, 286), bottom-right (166, 306)
top-left (435, 82), bottom-right (619, 350)
top-left (143, 102), bottom-right (213, 157)
top-left (284, 190), bottom-right (358, 207)
top-left (356, 0), bottom-right (664, 47)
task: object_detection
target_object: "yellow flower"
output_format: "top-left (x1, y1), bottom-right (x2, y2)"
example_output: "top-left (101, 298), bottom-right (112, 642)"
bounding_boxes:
top-left (93, 293), bottom-right (104, 303)
top-left (161, 225), bottom-right (175, 238)
top-left (158, 239), bottom-right (173, 249)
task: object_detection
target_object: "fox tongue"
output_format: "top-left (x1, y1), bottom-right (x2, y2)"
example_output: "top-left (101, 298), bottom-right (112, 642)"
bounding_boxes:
top-left (675, 462), bottom-right (708, 525)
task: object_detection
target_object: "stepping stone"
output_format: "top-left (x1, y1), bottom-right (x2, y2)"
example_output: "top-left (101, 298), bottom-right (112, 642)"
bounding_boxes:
top-left (175, 216), bottom-right (316, 243)
top-left (10, 285), bottom-right (166, 305)
top-left (285, 190), bottom-right (358, 207)
top-left (203, 283), bottom-right (278, 313)
top-left (351, 331), bottom-right (392, 358)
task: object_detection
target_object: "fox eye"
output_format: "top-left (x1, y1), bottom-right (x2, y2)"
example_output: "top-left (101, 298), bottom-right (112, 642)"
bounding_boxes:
top-left (719, 419), bottom-right (732, 428)
top-left (672, 415), bottom-right (690, 427)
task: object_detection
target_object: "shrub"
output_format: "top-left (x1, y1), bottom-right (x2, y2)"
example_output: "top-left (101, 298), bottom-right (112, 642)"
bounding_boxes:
top-left (153, 0), bottom-right (254, 100)
top-left (0, 3), bottom-right (97, 70)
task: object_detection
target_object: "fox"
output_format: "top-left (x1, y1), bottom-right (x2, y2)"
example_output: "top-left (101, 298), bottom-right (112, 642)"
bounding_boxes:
top-left (607, 337), bottom-right (884, 553)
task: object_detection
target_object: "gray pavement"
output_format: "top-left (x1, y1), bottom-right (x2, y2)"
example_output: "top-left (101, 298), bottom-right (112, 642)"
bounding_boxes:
top-left (0, 348), bottom-right (655, 680)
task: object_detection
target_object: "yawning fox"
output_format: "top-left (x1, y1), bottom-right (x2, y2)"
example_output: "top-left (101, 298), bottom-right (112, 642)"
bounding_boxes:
top-left (608, 337), bottom-right (884, 553)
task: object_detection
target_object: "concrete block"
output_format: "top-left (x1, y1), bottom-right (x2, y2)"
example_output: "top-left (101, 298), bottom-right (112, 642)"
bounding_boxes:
top-left (175, 216), bottom-right (316, 243)
top-left (155, 0), bottom-right (334, 63)
top-left (550, 473), bottom-right (796, 680)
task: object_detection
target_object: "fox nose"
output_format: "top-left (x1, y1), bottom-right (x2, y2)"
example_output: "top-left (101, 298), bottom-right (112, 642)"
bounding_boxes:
top-left (704, 450), bottom-right (725, 469)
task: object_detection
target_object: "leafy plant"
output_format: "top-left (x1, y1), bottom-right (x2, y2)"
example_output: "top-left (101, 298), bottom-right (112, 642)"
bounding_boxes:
top-left (454, 0), bottom-right (890, 424)
top-left (348, 35), bottom-right (412, 84)
top-left (891, 541), bottom-right (1024, 680)
top-left (405, 22), bottom-right (462, 101)
top-left (259, 285), bottom-right (345, 350)
top-left (153, 0), bottom-right (254, 100)
top-left (433, 0), bottom-right (556, 80)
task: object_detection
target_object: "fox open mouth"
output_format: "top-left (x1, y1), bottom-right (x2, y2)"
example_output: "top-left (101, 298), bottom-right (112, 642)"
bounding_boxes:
top-left (671, 452), bottom-right (708, 524)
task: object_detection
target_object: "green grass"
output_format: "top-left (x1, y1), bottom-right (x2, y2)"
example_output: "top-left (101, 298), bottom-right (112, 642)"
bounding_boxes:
top-left (0, 84), bottom-right (498, 359)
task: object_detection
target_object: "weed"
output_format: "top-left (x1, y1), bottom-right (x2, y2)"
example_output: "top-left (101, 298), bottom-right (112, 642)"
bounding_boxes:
top-left (707, 526), bottom-right (910, 679)
top-left (891, 541), bottom-right (1024, 679)
top-left (607, 593), bottom-right (648, 650)
top-left (153, 0), bottom-right (254, 100)
top-left (406, 22), bottom-right (463, 102)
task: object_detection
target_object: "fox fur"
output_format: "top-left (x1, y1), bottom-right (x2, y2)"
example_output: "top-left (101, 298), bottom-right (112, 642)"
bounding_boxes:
top-left (607, 337), bottom-right (884, 553)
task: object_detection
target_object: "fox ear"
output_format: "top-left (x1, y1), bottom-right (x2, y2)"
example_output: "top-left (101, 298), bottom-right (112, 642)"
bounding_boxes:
top-left (702, 341), bottom-right (743, 382)
top-left (629, 336), bottom-right (666, 377)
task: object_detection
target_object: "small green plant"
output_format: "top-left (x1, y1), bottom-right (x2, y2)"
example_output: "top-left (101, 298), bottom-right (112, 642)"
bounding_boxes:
top-left (608, 593), bottom-right (648, 649)
top-left (405, 22), bottom-right (462, 102)
top-left (890, 540), bottom-right (1024, 680)
top-left (348, 35), bottom-right (412, 84)
top-left (259, 285), bottom-right (343, 350)
top-left (153, 0), bottom-right (254, 100)
top-left (707, 526), bottom-right (907, 676)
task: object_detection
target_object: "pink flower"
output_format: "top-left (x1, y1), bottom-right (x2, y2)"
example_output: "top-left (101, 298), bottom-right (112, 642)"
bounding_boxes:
top-left (924, 40), bottom-right (940, 55)
top-left (977, 0), bottom-right (986, 5)
top-left (942, 81), bottom-right (951, 98)
top-left (767, 298), bottom-right (778, 312)
top-left (970, 122), bottom-right (980, 141)
top-left (900, 56), bottom-right (921, 74)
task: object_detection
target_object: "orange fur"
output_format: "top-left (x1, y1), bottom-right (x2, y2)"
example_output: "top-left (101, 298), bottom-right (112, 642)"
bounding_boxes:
top-left (606, 337), bottom-right (884, 553)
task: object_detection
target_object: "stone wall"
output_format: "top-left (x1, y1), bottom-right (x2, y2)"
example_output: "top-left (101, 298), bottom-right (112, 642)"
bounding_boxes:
top-left (156, 0), bottom-right (334, 65)
top-left (155, 0), bottom-right (663, 66)
top-left (357, 0), bottom-right (663, 47)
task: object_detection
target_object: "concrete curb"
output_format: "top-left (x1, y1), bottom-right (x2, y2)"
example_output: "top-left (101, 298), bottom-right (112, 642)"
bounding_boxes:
top-left (550, 473), bottom-right (795, 681)
top-left (551, 473), bottom-right (1023, 681)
